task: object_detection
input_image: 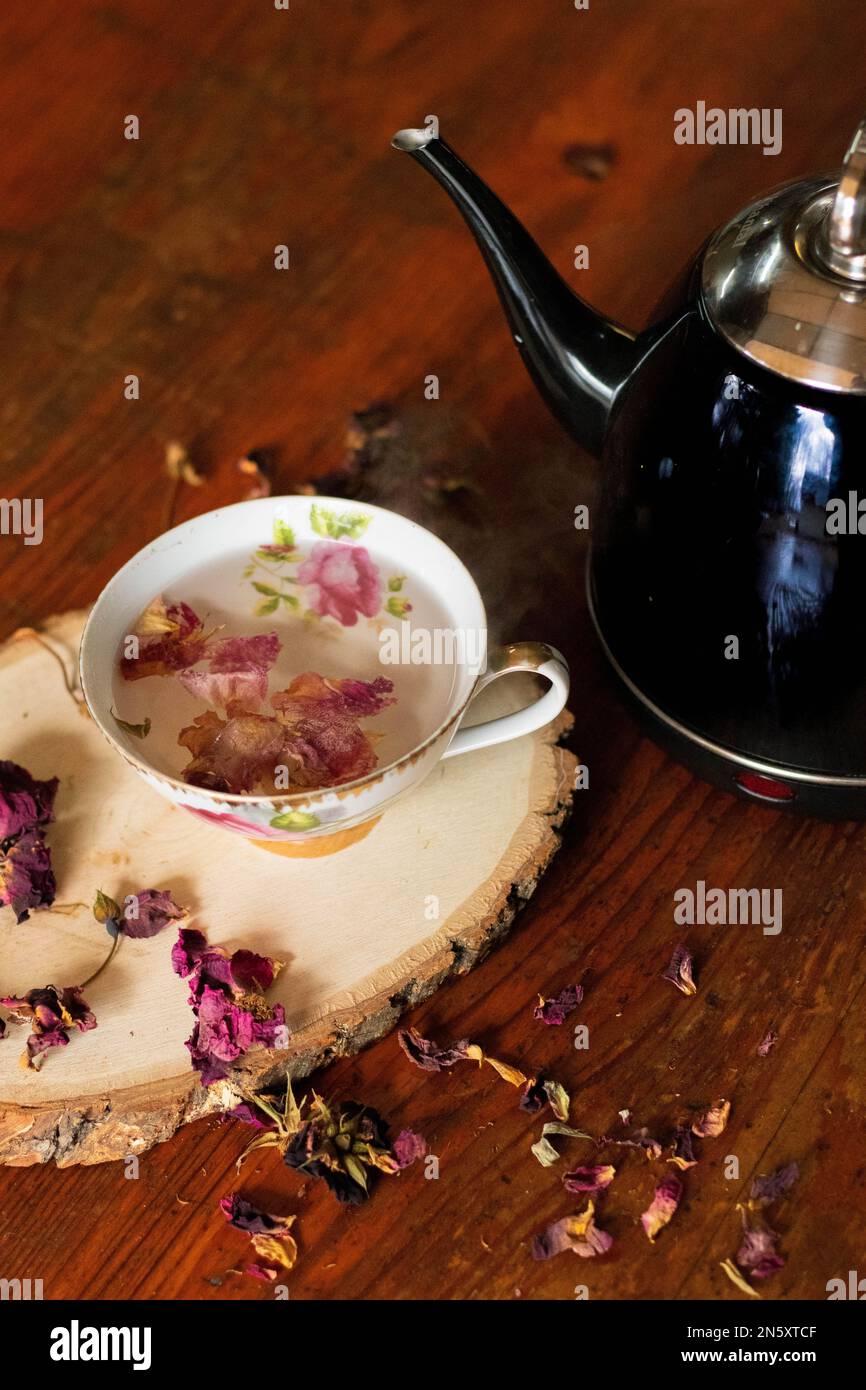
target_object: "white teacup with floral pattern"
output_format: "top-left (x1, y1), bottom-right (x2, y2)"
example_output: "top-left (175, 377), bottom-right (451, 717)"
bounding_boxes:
top-left (79, 496), bottom-right (569, 857)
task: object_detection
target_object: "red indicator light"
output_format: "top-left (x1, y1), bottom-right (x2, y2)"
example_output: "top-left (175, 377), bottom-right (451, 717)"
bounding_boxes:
top-left (733, 771), bottom-right (796, 803)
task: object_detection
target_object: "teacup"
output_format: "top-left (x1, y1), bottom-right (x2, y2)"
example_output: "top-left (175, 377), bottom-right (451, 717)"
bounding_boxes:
top-left (79, 496), bottom-right (569, 856)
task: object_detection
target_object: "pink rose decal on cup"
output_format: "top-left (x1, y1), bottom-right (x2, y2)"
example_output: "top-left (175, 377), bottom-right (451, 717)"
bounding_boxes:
top-left (297, 541), bottom-right (382, 627)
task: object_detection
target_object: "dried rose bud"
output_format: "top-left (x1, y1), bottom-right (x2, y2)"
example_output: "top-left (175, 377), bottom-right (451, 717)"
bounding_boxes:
top-left (283, 1098), bottom-right (396, 1204)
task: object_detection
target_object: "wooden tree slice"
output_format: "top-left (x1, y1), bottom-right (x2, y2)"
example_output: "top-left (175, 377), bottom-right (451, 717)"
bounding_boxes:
top-left (0, 612), bottom-right (576, 1166)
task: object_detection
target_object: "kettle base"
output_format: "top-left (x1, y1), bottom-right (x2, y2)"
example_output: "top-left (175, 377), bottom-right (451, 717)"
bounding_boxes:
top-left (618, 685), bottom-right (866, 820)
top-left (586, 572), bottom-right (866, 821)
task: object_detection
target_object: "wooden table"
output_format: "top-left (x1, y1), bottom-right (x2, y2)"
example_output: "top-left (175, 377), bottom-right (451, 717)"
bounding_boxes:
top-left (2, 0), bottom-right (864, 1301)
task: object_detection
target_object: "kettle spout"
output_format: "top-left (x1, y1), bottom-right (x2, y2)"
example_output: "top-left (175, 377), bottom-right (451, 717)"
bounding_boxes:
top-left (391, 126), bottom-right (638, 456)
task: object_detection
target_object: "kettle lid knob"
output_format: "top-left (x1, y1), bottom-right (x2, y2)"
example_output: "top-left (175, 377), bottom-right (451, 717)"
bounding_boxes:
top-left (814, 117), bottom-right (866, 281)
top-left (701, 114), bottom-right (866, 394)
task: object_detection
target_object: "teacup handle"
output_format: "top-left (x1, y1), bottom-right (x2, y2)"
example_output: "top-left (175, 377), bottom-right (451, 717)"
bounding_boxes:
top-left (442, 642), bottom-right (570, 759)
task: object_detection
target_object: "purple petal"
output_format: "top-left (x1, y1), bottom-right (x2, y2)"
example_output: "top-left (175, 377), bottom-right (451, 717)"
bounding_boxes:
top-left (121, 889), bottom-right (186, 939)
top-left (0, 761), bottom-right (58, 840)
top-left (392, 1129), bottom-right (429, 1169)
top-left (533, 983), bottom-right (583, 1026)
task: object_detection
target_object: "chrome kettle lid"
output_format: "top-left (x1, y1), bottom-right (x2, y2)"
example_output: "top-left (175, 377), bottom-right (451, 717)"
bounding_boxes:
top-left (701, 117), bottom-right (866, 393)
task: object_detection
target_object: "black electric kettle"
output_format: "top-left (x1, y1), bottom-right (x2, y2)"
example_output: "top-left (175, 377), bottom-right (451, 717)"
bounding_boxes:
top-left (392, 117), bottom-right (866, 818)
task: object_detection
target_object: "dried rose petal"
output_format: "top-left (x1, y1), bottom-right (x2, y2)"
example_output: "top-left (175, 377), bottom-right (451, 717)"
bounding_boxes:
top-left (397, 1026), bottom-right (475, 1072)
top-left (533, 983), bottom-right (583, 1026)
top-left (178, 633), bottom-right (281, 709)
top-left (0, 829), bottom-right (56, 922)
top-left (249, 1232), bottom-right (297, 1272)
top-left (562, 1164), bottom-right (616, 1195)
top-left (179, 706), bottom-right (285, 794)
top-left (187, 985), bottom-right (286, 1085)
top-left (171, 927), bottom-right (209, 977)
top-left (532, 1200), bottom-right (613, 1260)
top-left (483, 1055), bottom-right (528, 1088)
top-left (178, 670), bottom-right (394, 795)
top-left (392, 1128), bottom-right (428, 1169)
top-left (271, 673), bottom-right (395, 788)
top-left (119, 889), bottom-right (186, 940)
top-left (542, 1079), bottom-right (570, 1122)
top-left (0, 985), bottom-right (96, 1067)
top-left (228, 949), bottom-right (279, 994)
top-left (737, 1222), bottom-right (785, 1279)
top-left (120, 597), bottom-right (208, 680)
top-left (749, 1162), bottom-right (799, 1207)
top-left (520, 1077), bottom-right (547, 1114)
top-left (641, 1175), bottom-right (683, 1242)
top-left (691, 1098), bottom-right (730, 1139)
top-left (228, 1100), bottom-right (274, 1129)
top-left (172, 926), bottom-right (286, 1085)
top-left (273, 671), bottom-right (395, 720)
top-left (601, 1126), bottom-right (663, 1161)
top-left (219, 1192), bottom-right (295, 1237)
top-left (757, 1030), bottom-right (778, 1057)
top-left (667, 1124), bottom-right (698, 1171)
top-left (663, 944), bottom-right (697, 996)
top-left (520, 1076), bottom-right (570, 1120)
top-left (0, 761), bottom-right (58, 840)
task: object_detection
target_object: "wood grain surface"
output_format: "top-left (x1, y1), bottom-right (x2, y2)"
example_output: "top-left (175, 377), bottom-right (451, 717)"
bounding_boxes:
top-left (1, 0), bottom-right (865, 1300)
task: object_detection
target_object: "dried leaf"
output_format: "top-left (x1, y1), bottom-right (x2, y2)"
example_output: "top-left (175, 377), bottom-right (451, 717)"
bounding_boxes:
top-left (110, 708), bottom-right (151, 740)
top-left (531, 1121), bottom-right (594, 1166)
top-left (719, 1257), bottom-right (762, 1299)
